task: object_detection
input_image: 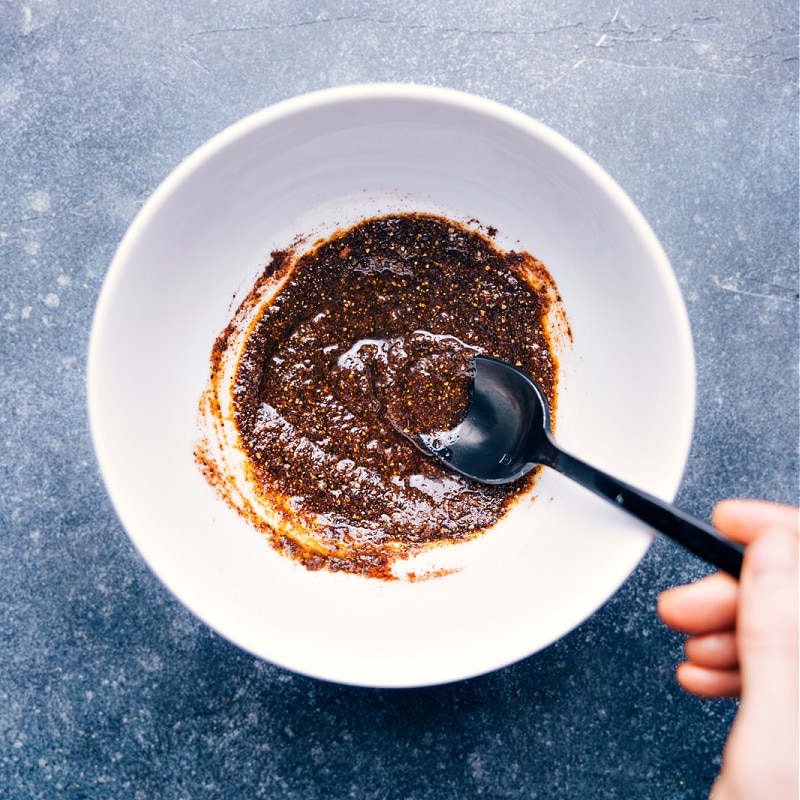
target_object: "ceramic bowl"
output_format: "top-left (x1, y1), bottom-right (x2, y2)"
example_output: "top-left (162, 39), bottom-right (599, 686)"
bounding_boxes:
top-left (87, 84), bottom-right (695, 687)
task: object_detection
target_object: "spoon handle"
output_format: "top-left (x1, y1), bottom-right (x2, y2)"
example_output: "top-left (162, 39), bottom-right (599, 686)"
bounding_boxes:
top-left (541, 435), bottom-right (744, 578)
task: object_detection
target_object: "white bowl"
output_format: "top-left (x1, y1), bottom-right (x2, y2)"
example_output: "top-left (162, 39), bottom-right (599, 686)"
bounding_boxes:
top-left (87, 84), bottom-right (695, 687)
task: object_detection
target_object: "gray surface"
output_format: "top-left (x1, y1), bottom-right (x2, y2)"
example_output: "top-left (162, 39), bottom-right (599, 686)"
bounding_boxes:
top-left (1, 2), bottom-right (797, 798)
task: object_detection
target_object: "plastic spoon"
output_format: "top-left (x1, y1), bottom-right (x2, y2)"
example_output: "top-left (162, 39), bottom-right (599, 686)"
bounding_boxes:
top-left (421, 355), bottom-right (744, 578)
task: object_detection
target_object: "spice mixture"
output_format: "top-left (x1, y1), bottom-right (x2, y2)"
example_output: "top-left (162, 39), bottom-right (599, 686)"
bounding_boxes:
top-left (197, 213), bottom-right (566, 578)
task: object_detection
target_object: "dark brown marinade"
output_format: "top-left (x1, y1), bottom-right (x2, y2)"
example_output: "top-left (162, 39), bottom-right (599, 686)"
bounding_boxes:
top-left (231, 213), bottom-right (559, 577)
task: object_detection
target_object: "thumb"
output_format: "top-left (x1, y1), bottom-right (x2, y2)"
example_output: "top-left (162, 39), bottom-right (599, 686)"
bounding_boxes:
top-left (737, 527), bottom-right (799, 715)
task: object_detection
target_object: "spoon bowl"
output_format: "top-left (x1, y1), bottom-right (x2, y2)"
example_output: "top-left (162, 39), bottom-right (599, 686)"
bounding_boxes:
top-left (422, 354), bottom-right (552, 484)
top-left (425, 355), bottom-right (744, 578)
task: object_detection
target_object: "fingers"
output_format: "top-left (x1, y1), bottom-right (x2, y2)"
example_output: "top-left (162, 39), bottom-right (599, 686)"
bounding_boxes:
top-left (659, 576), bottom-right (742, 699)
top-left (684, 631), bottom-right (738, 670)
top-left (658, 501), bottom-right (798, 705)
top-left (658, 572), bottom-right (738, 634)
top-left (675, 662), bottom-right (742, 698)
top-left (712, 500), bottom-right (799, 546)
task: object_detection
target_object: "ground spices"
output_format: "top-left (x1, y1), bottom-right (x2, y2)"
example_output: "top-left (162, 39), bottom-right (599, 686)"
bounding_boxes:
top-left (197, 213), bottom-right (566, 579)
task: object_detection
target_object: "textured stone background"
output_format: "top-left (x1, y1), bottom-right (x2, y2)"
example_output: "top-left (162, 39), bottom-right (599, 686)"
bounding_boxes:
top-left (1, 1), bottom-right (797, 798)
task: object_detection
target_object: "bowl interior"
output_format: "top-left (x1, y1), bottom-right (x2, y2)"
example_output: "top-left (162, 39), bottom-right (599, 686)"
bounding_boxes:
top-left (88, 85), bottom-right (695, 687)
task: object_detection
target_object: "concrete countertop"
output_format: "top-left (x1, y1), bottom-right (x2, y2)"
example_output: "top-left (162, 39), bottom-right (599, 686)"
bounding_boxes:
top-left (1, 2), bottom-right (797, 798)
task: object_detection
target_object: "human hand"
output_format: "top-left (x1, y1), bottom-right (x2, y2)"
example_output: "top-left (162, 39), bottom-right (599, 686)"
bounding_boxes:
top-left (658, 499), bottom-right (798, 799)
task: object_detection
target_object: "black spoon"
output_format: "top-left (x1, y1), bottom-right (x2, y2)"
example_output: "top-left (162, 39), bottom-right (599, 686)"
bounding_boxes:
top-left (422, 355), bottom-right (744, 578)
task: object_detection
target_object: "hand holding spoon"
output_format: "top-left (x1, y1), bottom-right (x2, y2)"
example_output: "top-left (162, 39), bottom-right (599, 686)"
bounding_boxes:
top-left (422, 355), bottom-right (744, 578)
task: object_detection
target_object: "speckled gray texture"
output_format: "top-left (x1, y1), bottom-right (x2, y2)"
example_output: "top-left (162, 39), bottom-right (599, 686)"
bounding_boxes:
top-left (0, 1), bottom-right (797, 798)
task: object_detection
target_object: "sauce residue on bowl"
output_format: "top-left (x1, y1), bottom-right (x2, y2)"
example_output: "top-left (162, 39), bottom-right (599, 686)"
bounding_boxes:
top-left (196, 213), bottom-right (569, 579)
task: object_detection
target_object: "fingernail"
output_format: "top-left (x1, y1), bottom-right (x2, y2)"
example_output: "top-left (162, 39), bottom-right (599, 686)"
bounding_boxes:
top-left (747, 528), bottom-right (798, 583)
